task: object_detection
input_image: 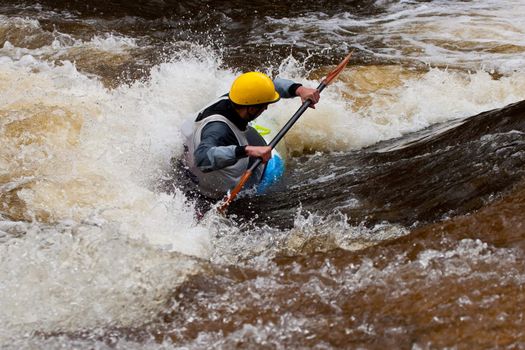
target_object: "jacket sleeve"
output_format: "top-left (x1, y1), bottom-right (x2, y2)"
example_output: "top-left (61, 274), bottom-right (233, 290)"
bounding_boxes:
top-left (194, 122), bottom-right (246, 172)
top-left (273, 77), bottom-right (302, 98)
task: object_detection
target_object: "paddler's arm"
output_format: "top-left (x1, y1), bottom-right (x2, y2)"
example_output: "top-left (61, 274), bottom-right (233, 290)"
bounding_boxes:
top-left (273, 77), bottom-right (320, 107)
top-left (194, 122), bottom-right (244, 172)
top-left (194, 122), bottom-right (271, 172)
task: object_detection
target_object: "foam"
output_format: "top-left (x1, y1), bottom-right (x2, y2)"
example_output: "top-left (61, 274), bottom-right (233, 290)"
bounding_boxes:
top-left (1, 7), bottom-right (525, 343)
top-left (0, 47), bottom-right (217, 341)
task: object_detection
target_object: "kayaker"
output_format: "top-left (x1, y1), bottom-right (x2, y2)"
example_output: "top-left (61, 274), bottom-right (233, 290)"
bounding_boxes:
top-left (180, 71), bottom-right (320, 200)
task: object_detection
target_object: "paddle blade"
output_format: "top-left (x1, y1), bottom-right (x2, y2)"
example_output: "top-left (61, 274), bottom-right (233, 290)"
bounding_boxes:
top-left (322, 51), bottom-right (353, 86)
top-left (218, 169), bottom-right (253, 214)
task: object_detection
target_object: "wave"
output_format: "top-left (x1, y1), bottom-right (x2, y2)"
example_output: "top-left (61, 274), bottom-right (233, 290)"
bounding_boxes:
top-left (230, 99), bottom-right (525, 228)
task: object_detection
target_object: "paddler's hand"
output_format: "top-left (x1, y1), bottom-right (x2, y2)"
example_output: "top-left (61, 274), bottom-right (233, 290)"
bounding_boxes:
top-left (296, 86), bottom-right (320, 108)
top-left (245, 145), bottom-right (272, 163)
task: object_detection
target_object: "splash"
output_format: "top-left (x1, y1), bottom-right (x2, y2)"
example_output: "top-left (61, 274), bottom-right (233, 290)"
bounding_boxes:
top-left (208, 209), bottom-right (409, 266)
top-left (0, 41), bottom-right (219, 341)
top-left (1, 4), bottom-right (525, 347)
top-left (0, 220), bottom-right (202, 339)
top-left (263, 62), bottom-right (525, 155)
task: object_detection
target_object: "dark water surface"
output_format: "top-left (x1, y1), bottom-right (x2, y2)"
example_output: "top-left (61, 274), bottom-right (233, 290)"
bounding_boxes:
top-left (232, 100), bottom-right (525, 228)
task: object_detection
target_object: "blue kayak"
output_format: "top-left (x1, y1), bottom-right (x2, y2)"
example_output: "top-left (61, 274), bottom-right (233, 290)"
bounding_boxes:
top-left (253, 124), bottom-right (285, 194)
top-left (257, 150), bottom-right (285, 194)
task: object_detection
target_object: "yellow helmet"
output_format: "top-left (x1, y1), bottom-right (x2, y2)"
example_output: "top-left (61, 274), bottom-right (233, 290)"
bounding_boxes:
top-left (229, 72), bottom-right (280, 106)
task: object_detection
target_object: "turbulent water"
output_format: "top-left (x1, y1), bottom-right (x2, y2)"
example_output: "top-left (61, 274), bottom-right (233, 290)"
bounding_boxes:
top-left (1, 0), bottom-right (525, 348)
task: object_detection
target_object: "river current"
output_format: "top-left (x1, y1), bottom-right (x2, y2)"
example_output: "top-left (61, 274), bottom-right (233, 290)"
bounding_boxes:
top-left (1, 1), bottom-right (524, 348)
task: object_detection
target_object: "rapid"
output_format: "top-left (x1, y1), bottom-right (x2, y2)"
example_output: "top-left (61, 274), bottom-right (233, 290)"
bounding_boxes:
top-left (0, 1), bottom-right (524, 348)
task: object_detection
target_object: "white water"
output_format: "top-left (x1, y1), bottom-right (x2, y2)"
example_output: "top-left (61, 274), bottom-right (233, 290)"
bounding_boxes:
top-left (261, 0), bottom-right (525, 73)
top-left (1, 1), bottom-right (525, 345)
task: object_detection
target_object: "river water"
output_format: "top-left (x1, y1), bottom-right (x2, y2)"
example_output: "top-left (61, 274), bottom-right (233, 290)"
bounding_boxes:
top-left (1, 1), bottom-right (524, 348)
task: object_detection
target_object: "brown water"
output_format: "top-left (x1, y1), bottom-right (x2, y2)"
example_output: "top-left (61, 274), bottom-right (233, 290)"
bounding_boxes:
top-left (1, 1), bottom-right (525, 349)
